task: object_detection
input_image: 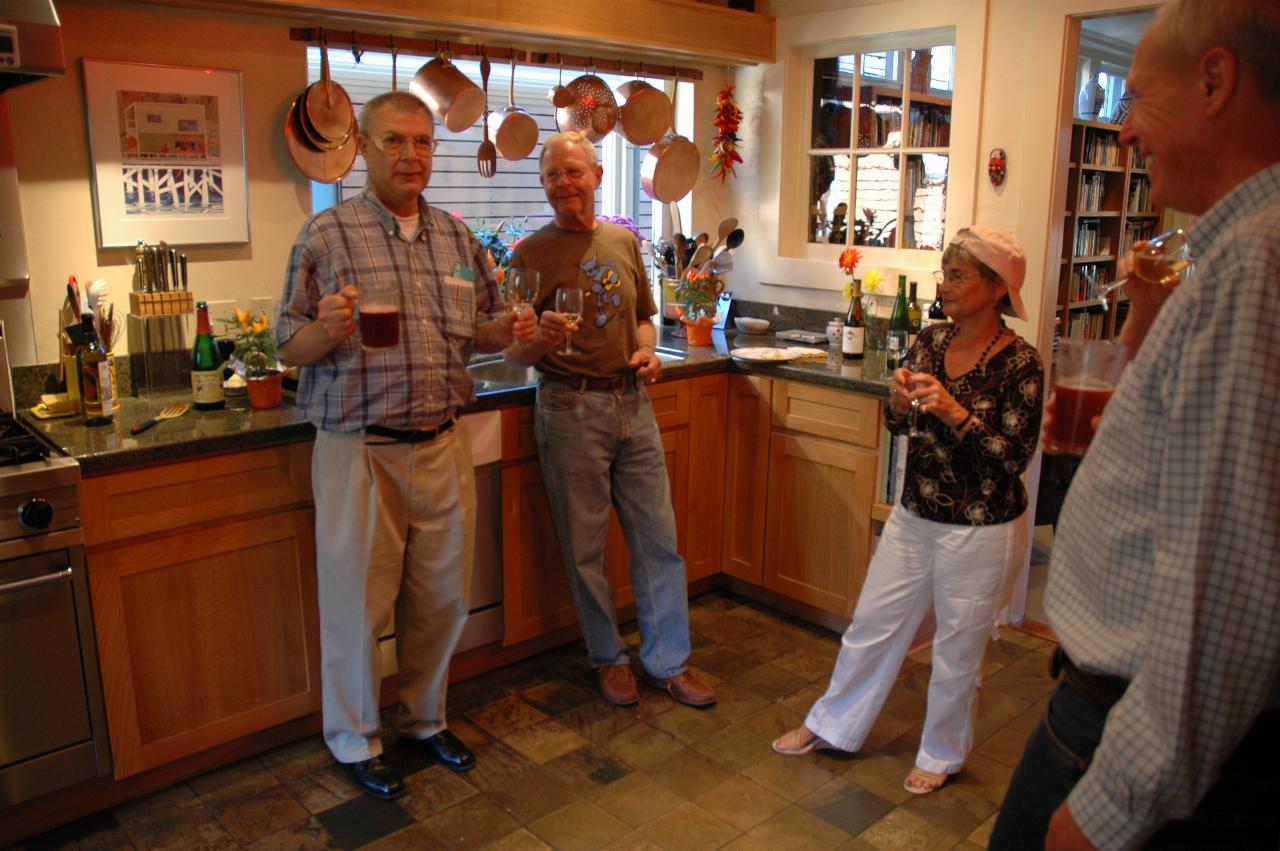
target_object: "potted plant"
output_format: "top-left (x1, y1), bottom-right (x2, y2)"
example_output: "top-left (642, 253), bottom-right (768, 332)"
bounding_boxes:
top-left (672, 269), bottom-right (724, 346)
top-left (224, 307), bottom-right (283, 409)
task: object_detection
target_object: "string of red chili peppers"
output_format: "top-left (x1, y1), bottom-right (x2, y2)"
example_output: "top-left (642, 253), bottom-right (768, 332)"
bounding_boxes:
top-left (709, 84), bottom-right (743, 182)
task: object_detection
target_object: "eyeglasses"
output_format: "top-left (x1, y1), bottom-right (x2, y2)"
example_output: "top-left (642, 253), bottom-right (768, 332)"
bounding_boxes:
top-left (542, 166), bottom-right (589, 184)
top-left (370, 134), bottom-right (437, 158)
top-left (933, 269), bottom-right (980, 285)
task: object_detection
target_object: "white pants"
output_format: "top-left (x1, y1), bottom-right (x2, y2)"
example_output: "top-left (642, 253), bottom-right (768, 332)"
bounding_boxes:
top-left (312, 427), bottom-right (475, 764)
top-left (806, 505), bottom-right (1016, 774)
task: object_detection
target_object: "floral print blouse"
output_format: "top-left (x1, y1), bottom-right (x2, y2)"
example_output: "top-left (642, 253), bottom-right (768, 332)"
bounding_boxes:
top-left (886, 322), bottom-right (1044, 526)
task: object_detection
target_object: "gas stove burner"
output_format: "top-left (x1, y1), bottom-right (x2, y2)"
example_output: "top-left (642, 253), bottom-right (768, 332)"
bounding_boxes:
top-left (0, 415), bottom-right (54, 467)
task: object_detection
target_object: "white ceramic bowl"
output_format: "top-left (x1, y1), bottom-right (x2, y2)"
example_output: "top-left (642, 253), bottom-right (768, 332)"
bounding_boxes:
top-left (734, 317), bottom-right (770, 334)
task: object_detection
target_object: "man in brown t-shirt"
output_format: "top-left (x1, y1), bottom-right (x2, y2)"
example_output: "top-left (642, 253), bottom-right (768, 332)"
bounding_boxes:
top-left (504, 131), bottom-right (715, 709)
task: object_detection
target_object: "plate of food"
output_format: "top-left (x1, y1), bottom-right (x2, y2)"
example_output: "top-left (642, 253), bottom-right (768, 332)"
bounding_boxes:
top-left (730, 346), bottom-right (802, 363)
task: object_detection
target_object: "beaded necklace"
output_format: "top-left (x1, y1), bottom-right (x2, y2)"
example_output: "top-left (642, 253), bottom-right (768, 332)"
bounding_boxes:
top-left (943, 320), bottom-right (1007, 375)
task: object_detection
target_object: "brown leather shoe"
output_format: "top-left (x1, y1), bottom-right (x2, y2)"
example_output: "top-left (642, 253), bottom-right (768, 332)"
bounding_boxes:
top-left (642, 670), bottom-right (717, 707)
top-left (597, 663), bottom-right (640, 706)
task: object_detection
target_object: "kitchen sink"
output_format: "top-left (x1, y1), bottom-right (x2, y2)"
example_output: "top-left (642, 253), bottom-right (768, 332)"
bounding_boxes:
top-left (654, 346), bottom-right (686, 363)
top-left (467, 358), bottom-right (536, 391)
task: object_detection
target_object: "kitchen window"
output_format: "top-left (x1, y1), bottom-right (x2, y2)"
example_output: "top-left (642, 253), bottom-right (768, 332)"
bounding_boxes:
top-left (306, 48), bottom-right (675, 247)
top-left (805, 41), bottom-right (954, 252)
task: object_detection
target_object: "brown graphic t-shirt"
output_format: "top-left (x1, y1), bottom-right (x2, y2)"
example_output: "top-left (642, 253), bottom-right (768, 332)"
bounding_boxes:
top-left (510, 222), bottom-right (657, 379)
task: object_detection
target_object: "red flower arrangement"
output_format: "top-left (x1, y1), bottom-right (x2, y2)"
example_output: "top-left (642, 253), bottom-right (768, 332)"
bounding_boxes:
top-left (709, 85), bottom-right (743, 183)
top-left (838, 247), bottom-right (862, 277)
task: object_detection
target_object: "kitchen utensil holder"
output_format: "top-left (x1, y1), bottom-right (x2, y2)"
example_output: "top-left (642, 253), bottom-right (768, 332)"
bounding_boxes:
top-left (126, 312), bottom-right (194, 399)
top-left (129, 291), bottom-right (194, 317)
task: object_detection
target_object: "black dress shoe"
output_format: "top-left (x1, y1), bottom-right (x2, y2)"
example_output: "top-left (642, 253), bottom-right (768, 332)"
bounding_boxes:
top-left (413, 729), bottom-right (475, 772)
top-left (343, 755), bottom-right (406, 800)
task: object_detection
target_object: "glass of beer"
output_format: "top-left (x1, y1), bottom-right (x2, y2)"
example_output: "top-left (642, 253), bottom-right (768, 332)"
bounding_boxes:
top-left (358, 277), bottom-right (400, 350)
top-left (1045, 339), bottom-right (1127, 454)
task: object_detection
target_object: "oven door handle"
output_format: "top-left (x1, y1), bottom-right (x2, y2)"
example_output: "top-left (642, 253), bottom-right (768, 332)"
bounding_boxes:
top-left (0, 566), bottom-right (73, 596)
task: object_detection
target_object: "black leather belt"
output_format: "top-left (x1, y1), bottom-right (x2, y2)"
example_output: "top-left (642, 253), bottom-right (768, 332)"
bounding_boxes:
top-left (365, 417), bottom-right (455, 443)
top-left (540, 371), bottom-right (638, 392)
top-left (1052, 649), bottom-right (1129, 709)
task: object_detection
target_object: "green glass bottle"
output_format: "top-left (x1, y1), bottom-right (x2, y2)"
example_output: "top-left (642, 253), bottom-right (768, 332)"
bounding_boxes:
top-left (906, 280), bottom-right (922, 348)
top-left (191, 301), bottom-right (226, 411)
top-left (887, 274), bottom-right (912, 368)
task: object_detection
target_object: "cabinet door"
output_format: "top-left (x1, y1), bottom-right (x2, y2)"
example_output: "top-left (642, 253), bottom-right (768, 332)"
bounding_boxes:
top-left (87, 508), bottom-right (319, 778)
top-left (763, 431), bottom-right (877, 617)
top-left (723, 375), bottom-right (772, 583)
top-left (501, 459), bottom-right (578, 646)
top-left (684, 375), bottom-right (728, 582)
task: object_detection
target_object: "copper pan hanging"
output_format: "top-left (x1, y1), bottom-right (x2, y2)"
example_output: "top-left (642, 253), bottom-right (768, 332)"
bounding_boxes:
top-left (303, 38), bottom-right (355, 144)
top-left (615, 80), bottom-right (671, 146)
top-left (640, 85), bottom-right (699, 203)
top-left (488, 54), bottom-right (539, 161)
top-left (555, 74), bottom-right (618, 143)
top-left (285, 94), bottom-right (357, 183)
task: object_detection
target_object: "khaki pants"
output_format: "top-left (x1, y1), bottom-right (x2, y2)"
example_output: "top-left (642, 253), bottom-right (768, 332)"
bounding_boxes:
top-left (312, 426), bottom-right (475, 764)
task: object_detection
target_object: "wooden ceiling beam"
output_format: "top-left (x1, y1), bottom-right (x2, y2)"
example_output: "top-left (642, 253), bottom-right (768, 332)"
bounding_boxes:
top-left (134, 0), bottom-right (776, 66)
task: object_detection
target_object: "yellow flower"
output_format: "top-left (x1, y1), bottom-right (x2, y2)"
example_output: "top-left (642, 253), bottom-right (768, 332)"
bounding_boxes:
top-left (863, 268), bottom-right (883, 293)
top-left (843, 280), bottom-right (855, 301)
top-left (251, 312), bottom-right (270, 335)
top-left (234, 306), bottom-right (252, 332)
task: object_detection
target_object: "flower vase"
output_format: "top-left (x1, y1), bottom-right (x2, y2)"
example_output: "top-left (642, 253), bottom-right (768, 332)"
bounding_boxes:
top-left (246, 370), bottom-right (284, 410)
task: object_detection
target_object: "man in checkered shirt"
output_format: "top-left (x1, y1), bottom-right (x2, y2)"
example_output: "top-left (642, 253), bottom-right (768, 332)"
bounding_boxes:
top-left (990, 1), bottom-right (1280, 848)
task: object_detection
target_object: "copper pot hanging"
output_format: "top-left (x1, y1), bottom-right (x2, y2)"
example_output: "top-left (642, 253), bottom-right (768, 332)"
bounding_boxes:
top-left (410, 55), bottom-right (486, 133)
top-left (555, 74), bottom-right (618, 143)
top-left (640, 86), bottom-right (699, 203)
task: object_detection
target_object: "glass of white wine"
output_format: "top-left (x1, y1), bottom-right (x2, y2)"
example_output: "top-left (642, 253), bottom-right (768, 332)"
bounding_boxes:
top-left (555, 286), bottom-right (584, 355)
top-left (503, 268), bottom-right (538, 317)
top-left (1099, 228), bottom-right (1193, 299)
top-left (905, 356), bottom-right (929, 439)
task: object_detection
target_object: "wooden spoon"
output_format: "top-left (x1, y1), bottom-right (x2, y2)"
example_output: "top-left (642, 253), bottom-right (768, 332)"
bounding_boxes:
top-left (477, 54), bottom-right (497, 178)
top-left (130, 402), bottom-right (191, 435)
top-left (711, 217), bottom-right (738, 251)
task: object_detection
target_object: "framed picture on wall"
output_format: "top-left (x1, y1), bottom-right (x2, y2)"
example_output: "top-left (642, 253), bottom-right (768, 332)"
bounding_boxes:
top-left (82, 59), bottom-right (249, 248)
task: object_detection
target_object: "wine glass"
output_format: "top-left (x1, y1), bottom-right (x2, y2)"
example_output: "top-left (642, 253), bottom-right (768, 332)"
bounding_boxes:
top-left (555, 287), bottom-right (584, 355)
top-left (1099, 228), bottom-right (1193, 300)
top-left (503, 268), bottom-right (539, 317)
top-left (905, 357), bottom-right (929, 438)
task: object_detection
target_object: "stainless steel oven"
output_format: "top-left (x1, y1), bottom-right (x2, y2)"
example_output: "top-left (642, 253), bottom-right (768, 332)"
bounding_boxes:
top-left (0, 381), bottom-right (109, 805)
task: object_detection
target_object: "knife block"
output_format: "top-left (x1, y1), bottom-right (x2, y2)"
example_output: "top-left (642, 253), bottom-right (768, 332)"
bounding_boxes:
top-left (126, 312), bottom-right (192, 399)
top-left (129, 291), bottom-right (194, 317)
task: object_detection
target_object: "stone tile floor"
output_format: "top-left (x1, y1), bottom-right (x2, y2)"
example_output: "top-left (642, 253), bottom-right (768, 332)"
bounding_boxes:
top-left (16, 591), bottom-right (1057, 850)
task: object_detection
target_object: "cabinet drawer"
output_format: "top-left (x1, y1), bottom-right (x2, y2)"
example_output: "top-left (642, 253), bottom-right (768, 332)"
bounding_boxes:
top-left (647, 379), bottom-right (690, 430)
top-left (771, 380), bottom-right (882, 448)
top-left (81, 442), bottom-right (313, 548)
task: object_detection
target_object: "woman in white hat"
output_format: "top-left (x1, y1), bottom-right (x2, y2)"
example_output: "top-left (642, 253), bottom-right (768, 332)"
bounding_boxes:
top-left (774, 224), bottom-right (1044, 795)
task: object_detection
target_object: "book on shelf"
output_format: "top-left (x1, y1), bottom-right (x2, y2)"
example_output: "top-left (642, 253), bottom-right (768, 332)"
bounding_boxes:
top-left (1070, 263), bottom-right (1111, 301)
top-left (1121, 219), bottom-right (1157, 254)
top-left (1082, 127), bottom-right (1122, 166)
top-left (1127, 175), bottom-right (1152, 213)
top-left (1067, 310), bottom-right (1107, 340)
top-left (1074, 218), bottom-right (1111, 257)
top-left (1079, 172), bottom-right (1110, 212)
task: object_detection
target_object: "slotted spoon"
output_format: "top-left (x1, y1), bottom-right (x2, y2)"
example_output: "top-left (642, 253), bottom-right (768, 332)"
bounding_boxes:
top-left (131, 402), bottom-right (191, 435)
top-left (477, 53), bottom-right (497, 178)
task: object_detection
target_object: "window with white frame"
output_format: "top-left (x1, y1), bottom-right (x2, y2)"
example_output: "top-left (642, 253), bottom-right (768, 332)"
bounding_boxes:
top-left (306, 48), bottom-right (679, 249)
top-left (805, 40), bottom-right (954, 252)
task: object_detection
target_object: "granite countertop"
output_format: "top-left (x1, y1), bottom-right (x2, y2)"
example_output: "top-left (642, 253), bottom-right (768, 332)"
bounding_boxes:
top-left (21, 328), bottom-right (893, 477)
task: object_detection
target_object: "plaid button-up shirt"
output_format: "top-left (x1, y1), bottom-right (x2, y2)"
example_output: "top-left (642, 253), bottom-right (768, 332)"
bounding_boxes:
top-left (278, 189), bottom-right (500, 432)
top-left (1048, 162), bottom-right (1280, 848)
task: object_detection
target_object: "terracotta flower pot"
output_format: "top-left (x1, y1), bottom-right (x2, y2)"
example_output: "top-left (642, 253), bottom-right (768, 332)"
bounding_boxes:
top-left (246, 371), bottom-right (284, 410)
top-left (682, 317), bottom-right (714, 347)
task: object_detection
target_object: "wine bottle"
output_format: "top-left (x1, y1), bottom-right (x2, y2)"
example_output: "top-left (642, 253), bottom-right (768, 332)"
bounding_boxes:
top-left (906, 280), bottom-right (922, 349)
top-left (886, 275), bottom-right (911, 368)
top-left (927, 293), bottom-right (947, 327)
top-left (77, 314), bottom-right (113, 427)
top-left (191, 301), bottom-right (226, 411)
top-left (842, 279), bottom-right (865, 360)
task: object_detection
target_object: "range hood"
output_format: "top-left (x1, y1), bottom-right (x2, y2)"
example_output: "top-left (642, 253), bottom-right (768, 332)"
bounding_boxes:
top-left (0, 0), bottom-right (65, 93)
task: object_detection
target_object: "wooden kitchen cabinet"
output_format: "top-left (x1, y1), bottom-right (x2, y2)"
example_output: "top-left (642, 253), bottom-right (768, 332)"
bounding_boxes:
top-left (683, 374), bottom-right (728, 582)
top-left (722, 375), bottom-right (772, 583)
top-left (81, 443), bottom-right (318, 779)
top-left (762, 381), bottom-right (881, 618)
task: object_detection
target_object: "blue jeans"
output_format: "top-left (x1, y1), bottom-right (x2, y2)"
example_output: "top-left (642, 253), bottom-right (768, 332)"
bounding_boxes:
top-left (990, 680), bottom-right (1280, 849)
top-left (534, 380), bottom-right (690, 679)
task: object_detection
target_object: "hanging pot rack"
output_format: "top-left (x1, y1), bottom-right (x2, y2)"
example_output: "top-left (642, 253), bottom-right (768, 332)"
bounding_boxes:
top-left (290, 27), bottom-right (704, 81)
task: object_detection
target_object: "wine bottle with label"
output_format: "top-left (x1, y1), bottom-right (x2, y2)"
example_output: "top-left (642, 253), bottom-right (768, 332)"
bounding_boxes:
top-left (886, 275), bottom-right (912, 368)
top-left (841, 278), bottom-right (865, 360)
top-left (77, 314), bottom-right (113, 427)
top-left (191, 301), bottom-right (226, 411)
top-left (906, 281), bottom-right (922, 349)
top-left (927, 294), bottom-right (947, 327)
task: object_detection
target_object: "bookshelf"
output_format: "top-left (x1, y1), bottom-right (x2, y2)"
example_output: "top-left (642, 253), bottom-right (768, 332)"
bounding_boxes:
top-left (1055, 120), bottom-right (1163, 342)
